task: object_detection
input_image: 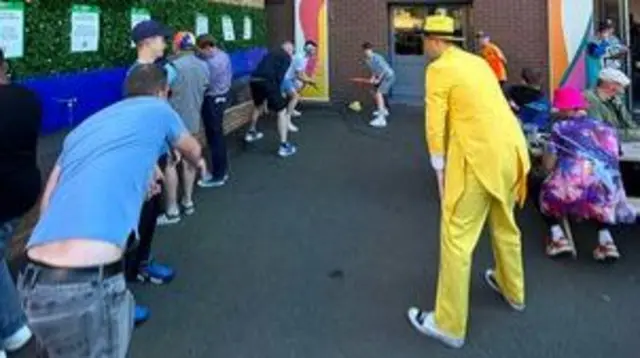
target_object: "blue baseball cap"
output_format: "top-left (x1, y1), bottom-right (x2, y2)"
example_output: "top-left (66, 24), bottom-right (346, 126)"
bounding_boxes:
top-left (132, 20), bottom-right (172, 44)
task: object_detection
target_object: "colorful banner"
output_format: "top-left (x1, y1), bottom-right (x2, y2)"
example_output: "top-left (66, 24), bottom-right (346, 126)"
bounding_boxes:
top-left (295, 0), bottom-right (329, 102)
top-left (548, 0), bottom-right (593, 93)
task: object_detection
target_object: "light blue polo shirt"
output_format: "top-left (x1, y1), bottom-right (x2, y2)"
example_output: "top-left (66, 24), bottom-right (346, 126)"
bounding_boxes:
top-left (27, 97), bottom-right (187, 249)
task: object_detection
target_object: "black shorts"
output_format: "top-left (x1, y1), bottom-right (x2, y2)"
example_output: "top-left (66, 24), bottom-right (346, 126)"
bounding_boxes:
top-left (250, 79), bottom-right (287, 113)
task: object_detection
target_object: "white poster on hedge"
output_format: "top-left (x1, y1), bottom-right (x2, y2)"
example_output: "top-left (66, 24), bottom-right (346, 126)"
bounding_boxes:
top-left (221, 15), bottom-right (235, 41)
top-left (70, 5), bottom-right (100, 53)
top-left (243, 16), bottom-right (252, 40)
top-left (131, 8), bottom-right (151, 47)
top-left (195, 13), bottom-right (209, 36)
top-left (0, 2), bottom-right (25, 58)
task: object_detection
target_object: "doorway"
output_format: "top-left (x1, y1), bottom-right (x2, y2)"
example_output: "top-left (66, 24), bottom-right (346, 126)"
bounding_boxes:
top-left (389, 6), bottom-right (469, 105)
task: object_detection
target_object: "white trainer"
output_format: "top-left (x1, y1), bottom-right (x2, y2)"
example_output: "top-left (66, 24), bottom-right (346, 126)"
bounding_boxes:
top-left (369, 116), bottom-right (387, 128)
top-left (484, 269), bottom-right (526, 312)
top-left (291, 109), bottom-right (302, 117)
top-left (4, 325), bottom-right (32, 352)
top-left (407, 308), bottom-right (464, 349)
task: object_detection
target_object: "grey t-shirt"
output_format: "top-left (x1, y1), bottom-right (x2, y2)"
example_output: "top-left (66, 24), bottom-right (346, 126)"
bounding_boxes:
top-left (365, 52), bottom-right (394, 79)
top-left (169, 53), bottom-right (210, 133)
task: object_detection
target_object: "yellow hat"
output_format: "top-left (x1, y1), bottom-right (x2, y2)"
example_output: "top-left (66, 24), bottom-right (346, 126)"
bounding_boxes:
top-left (423, 14), bottom-right (455, 37)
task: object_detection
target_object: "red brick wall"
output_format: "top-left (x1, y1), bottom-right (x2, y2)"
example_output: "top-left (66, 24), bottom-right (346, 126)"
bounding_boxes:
top-left (267, 0), bottom-right (549, 101)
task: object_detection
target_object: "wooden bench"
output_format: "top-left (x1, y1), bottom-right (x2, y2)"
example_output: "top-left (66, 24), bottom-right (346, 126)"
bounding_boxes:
top-left (8, 100), bottom-right (254, 258)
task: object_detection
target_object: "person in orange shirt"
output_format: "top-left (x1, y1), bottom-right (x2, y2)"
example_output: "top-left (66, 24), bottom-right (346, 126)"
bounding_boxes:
top-left (477, 31), bottom-right (508, 85)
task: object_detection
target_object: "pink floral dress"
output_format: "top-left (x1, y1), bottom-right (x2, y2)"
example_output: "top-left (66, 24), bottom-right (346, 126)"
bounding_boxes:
top-left (539, 116), bottom-right (637, 224)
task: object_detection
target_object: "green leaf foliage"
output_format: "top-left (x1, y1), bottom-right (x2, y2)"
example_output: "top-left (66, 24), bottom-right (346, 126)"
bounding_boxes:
top-left (6, 0), bottom-right (266, 77)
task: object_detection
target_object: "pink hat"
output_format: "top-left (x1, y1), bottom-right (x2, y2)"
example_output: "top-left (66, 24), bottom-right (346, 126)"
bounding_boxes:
top-left (553, 87), bottom-right (588, 110)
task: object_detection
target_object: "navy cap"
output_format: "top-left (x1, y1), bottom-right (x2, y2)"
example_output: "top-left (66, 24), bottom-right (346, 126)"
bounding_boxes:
top-left (132, 20), bottom-right (172, 44)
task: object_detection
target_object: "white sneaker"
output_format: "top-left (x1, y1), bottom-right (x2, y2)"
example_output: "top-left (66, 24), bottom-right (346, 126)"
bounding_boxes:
top-left (4, 325), bottom-right (32, 352)
top-left (407, 308), bottom-right (464, 349)
top-left (369, 116), bottom-right (387, 128)
top-left (484, 269), bottom-right (526, 312)
top-left (0, 350), bottom-right (6, 358)
top-left (288, 122), bottom-right (300, 132)
top-left (244, 130), bottom-right (264, 143)
top-left (373, 108), bottom-right (390, 117)
top-left (156, 213), bottom-right (181, 226)
top-left (291, 110), bottom-right (302, 117)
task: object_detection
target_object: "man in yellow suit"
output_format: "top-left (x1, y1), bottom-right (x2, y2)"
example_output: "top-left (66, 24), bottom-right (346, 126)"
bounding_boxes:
top-left (406, 14), bottom-right (530, 349)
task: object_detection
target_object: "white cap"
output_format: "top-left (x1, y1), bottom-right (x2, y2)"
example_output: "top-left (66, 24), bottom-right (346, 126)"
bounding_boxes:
top-left (599, 68), bottom-right (631, 87)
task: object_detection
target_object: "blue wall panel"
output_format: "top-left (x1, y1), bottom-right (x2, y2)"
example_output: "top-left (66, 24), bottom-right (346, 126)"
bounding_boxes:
top-left (20, 47), bottom-right (267, 135)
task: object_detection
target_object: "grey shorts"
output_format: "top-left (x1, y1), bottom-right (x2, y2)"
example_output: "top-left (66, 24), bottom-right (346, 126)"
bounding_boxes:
top-left (18, 266), bottom-right (134, 358)
top-left (376, 74), bottom-right (396, 95)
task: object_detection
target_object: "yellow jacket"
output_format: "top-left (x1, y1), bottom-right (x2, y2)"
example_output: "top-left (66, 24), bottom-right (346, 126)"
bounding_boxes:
top-left (425, 46), bottom-right (530, 208)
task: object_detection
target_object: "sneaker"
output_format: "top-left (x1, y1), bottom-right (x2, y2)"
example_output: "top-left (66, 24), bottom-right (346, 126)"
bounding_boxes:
top-left (137, 260), bottom-right (176, 285)
top-left (288, 121), bottom-right (300, 132)
top-left (291, 109), bottom-right (302, 117)
top-left (0, 350), bottom-right (6, 358)
top-left (4, 325), bottom-right (32, 352)
top-left (593, 243), bottom-right (620, 261)
top-left (156, 212), bottom-right (180, 226)
top-left (373, 108), bottom-right (390, 117)
top-left (181, 201), bottom-right (195, 216)
top-left (198, 174), bottom-right (229, 188)
top-left (134, 304), bottom-right (151, 326)
top-left (546, 238), bottom-right (574, 257)
top-left (484, 269), bottom-right (526, 312)
top-left (406, 308), bottom-right (464, 349)
top-left (278, 142), bottom-right (298, 158)
top-left (244, 130), bottom-right (264, 143)
top-left (369, 116), bottom-right (387, 128)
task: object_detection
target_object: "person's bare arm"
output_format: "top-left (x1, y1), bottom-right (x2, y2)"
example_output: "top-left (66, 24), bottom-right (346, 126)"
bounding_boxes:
top-left (173, 134), bottom-right (203, 169)
top-left (40, 164), bottom-right (61, 213)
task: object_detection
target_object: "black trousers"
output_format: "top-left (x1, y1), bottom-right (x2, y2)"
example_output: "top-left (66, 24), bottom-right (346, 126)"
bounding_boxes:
top-left (125, 190), bottom-right (161, 281)
top-left (202, 94), bottom-right (229, 180)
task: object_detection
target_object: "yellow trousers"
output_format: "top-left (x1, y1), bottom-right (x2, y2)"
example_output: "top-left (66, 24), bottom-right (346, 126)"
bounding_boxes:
top-left (433, 165), bottom-right (525, 339)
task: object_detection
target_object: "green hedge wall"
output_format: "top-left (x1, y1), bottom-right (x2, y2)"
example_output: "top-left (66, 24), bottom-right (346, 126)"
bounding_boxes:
top-left (8, 0), bottom-right (266, 77)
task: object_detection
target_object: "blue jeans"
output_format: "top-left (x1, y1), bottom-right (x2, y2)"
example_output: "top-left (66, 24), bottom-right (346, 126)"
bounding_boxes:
top-left (202, 94), bottom-right (230, 180)
top-left (0, 221), bottom-right (27, 341)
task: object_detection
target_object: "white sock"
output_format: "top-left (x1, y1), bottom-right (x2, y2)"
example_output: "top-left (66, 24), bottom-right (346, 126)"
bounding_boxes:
top-left (598, 229), bottom-right (614, 246)
top-left (550, 225), bottom-right (564, 241)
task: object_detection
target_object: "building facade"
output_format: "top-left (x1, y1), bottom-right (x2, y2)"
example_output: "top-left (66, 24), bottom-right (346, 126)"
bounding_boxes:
top-left (266, 0), bottom-right (640, 107)
top-left (267, 0), bottom-right (548, 104)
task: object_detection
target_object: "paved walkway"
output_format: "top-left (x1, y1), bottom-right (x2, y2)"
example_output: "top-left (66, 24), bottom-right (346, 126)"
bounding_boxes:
top-left (13, 106), bottom-right (640, 358)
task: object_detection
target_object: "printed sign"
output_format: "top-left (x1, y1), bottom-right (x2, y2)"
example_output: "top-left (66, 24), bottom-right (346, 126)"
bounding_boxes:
top-left (70, 5), bottom-right (100, 53)
top-left (0, 2), bottom-right (25, 58)
top-left (221, 15), bottom-right (235, 41)
top-left (243, 16), bottom-right (252, 40)
top-left (196, 13), bottom-right (209, 36)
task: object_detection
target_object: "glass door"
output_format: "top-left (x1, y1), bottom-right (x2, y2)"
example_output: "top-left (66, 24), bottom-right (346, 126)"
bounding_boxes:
top-left (389, 5), bottom-right (469, 104)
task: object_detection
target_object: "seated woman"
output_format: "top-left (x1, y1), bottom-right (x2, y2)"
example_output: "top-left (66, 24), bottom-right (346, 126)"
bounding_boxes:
top-left (539, 87), bottom-right (636, 261)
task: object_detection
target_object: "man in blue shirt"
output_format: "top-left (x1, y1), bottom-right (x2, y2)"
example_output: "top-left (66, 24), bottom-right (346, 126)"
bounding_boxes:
top-left (281, 40), bottom-right (317, 132)
top-left (17, 64), bottom-right (204, 357)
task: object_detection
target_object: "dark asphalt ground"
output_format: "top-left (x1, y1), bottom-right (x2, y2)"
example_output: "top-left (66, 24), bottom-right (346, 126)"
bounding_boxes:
top-left (11, 105), bottom-right (640, 358)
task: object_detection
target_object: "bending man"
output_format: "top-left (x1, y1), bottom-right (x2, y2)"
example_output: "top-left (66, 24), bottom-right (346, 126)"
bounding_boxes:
top-left (406, 14), bottom-right (530, 349)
